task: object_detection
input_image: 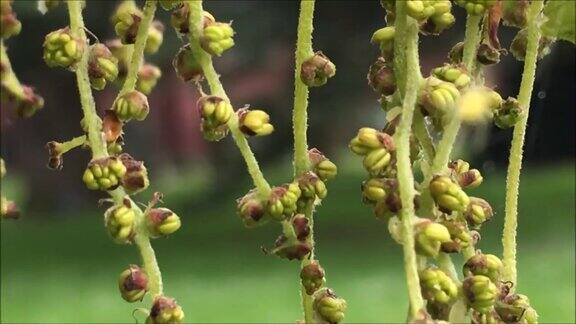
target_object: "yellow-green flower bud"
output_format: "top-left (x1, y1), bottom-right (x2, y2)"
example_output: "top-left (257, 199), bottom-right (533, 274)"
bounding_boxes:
top-left (349, 127), bottom-right (395, 156)
top-left (173, 44), bottom-right (203, 82)
top-left (118, 264), bottom-right (148, 302)
top-left (463, 275), bottom-right (498, 314)
top-left (406, 0), bottom-right (436, 21)
top-left (158, 0), bottom-right (182, 11)
top-left (1, 196), bottom-right (19, 219)
top-left (267, 183), bottom-right (301, 221)
top-left (368, 57), bottom-right (396, 96)
top-left (313, 288), bottom-right (347, 324)
top-left (112, 1), bottom-right (142, 44)
top-left (422, 11), bottom-right (455, 35)
top-left (477, 43), bottom-right (501, 66)
top-left (105, 200), bottom-right (136, 244)
top-left (496, 294), bottom-right (538, 324)
top-left (82, 157), bottom-right (127, 191)
top-left (146, 207), bottom-right (181, 238)
top-left (238, 109), bottom-right (274, 137)
top-left (448, 159), bottom-right (470, 175)
top-left (420, 267), bottom-right (458, 305)
top-left (43, 27), bottom-right (85, 70)
top-left (431, 65), bottom-right (471, 89)
top-left (463, 252), bottom-right (503, 282)
top-left (145, 21), bottom-right (164, 54)
top-left (301, 51), bottom-right (337, 87)
top-left (298, 171), bottom-right (328, 201)
top-left (418, 77), bottom-right (460, 120)
top-left (465, 197), bottom-right (493, 229)
top-left (201, 22), bottom-right (235, 57)
top-left (440, 219), bottom-right (472, 253)
top-left (430, 175), bottom-right (470, 213)
top-left (88, 44), bottom-right (119, 90)
top-left (363, 147), bottom-right (393, 176)
top-left (118, 153), bottom-right (149, 195)
top-left (494, 97), bottom-right (524, 129)
top-left (146, 296), bottom-right (185, 324)
top-left (455, 0), bottom-right (496, 15)
top-left (136, 63), bottom-right (161, 95)
top-left (362, 178), bottom-right (387, 204)
top-left (1, 1), bottom-right (21, 39)
top-left (308, 148), bottom-right (338, 182)
top-left (113, 90), bottom-right (149, 121)
top-left (197, 96), bottom-right (232, 141)
top-left (237, 189), bottom-right (269, 228)
top-left (415, 220), bottom-right (452, 258)
top-left (371, 26), bottom-right (395, 60)
top-left (301, 261), bottom-right (326, 295)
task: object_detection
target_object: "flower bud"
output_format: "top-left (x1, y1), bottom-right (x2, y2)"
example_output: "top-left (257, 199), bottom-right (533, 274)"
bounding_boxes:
top-left (367, 57), bottom-right (396, 96)
top-left (15, 85), bottom-right (44, 118)
top-left (201, 22), bottom-right (235, 57)
top-left (431, 65), bottom-right (471, 89)
top-left (463, 252), bottom-right (503, 282)
top-left (105, 200), bottom-right (136, 244)
top-left (457, 169), bottom-right (483, 188)
top-left (371, 26), bottom-right (395, 60)
top-left (146, 207), bottom-right (181, 238)
top-left (113, 90), bottom-right (149, 121)
top-left (136, 63), bottom-right (161, 95)
top-left (301, 261), bottom-right (326, 295)
top-left (144, 20), bottom-right (164, 54)
top-left (363, 147), bottom-right (393, 176)
top-left (301, 51), bottom-right (336, 87)
top-left (238, 109), bottom-right (274, 137)
top-left (465, 197), bottom-right (493, 229)
top-left (406, 0), bottom-right (436, 21)
top-left (118, 153), bottom-right (149, 194)
top-left (173, 44), bottom-right (203, 82)
top-left (448, 159), bottom-right (470, 175)
top-left (146, 296), bottom-right (185, 324)
top-left (494, 97), bottom-right (523, 129)
top-left (418, 77), bottom-right (460, 119)
top-left (112, 1), bottom-right (142, 44)
top-left (463, 275), bottom-right (499, 314)
top-left (420, 267), bottom-right (458, 305)
top-left (448, 42), bottom-right (464, 64)
top-left (118, 264), bottom-right (148, 302)
top-left (0, 196), bottom-right (19, 219)
top-left (429, 175), bottom-right (470, 213)
top-left (496, 293), bottom-right (538, 323)
top-left (455, 0), bottom-right (496, 15)
top-left (43, 27), bottom-right (85, 70)
top-left (198, 96), bottom-right (232, 141)
top-left (308, 148), bottom-right (337, 181)
top-left (362, 178), bottom-right (387, 204)
top-left (83, 157), bottom-right (127, 191)
top-left (510, 28), bottom-right (554, 62)
top-left (272, 234), bottom-right (311, 260)
top-left (312, 288), bottom-right (347, 324)
top-left (349, 127), bottom-right (395, 156)
top-left (267, 183), bottom-right (301, 221)
top-left (422, 11), bottom-right (455, 35)
top-left (292, 214), bottom-right (311, 241)
top-left (440, 219), bottom-right (472, 253)
top-left (108, 137), bottom-right (124, 156)
top-left (88, 43), bottom-right (119, 90)
top-left (237, 190), bottom-right (269, 228)
top-left (502, 0), bottom-right (528, 28)
top-left (159, 0), bottom-right (182, 11)
top-left (297, 171), bottom-right (328, 201)
top-left (1, 1), bottom-right (21, 39)
top-left (415, 220), bottom-right (452, 258)
top-left (476, 43), bottom-right (501, 66)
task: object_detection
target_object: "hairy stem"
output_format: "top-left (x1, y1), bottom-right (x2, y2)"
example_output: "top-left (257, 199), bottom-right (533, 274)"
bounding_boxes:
top-left (502, 0), bottom-right (544, 287)
top-left (393, 1), bottom-right (425, 316)
top-left (393, 4), bottom-right (408, 96)
top-left (120, 0), bottom-right (157, 94)
top-left (67, 0), bottom-right (164, 298)
top-left (462, 14), bottom-right (483, 73)
top-left (187, 0), bottom-right (271, 198)
top-left (59, 135), bottom-right (87, 154)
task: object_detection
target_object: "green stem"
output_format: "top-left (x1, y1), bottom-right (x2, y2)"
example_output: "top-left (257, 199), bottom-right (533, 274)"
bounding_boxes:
top-left (187, 0), bottom-right (271, 198)
top-left (67, 0), bottom-right (164, 299)
top-left (502, 0), bottom-right (544, 287)
top-left (393, 4), bottom-right (408, 96)
top-left (119, 0), bottom-right (157, 95)
top-left (0, 40), bottom-right (26, 99)
top-left (59, 135), bottom-right (87, 154)
top-left (462, 14), bottom-right (483, 73)
top-left (292, 0), bottom-right (315, 177)
top-left (393, 3), bottom-right (424, 316)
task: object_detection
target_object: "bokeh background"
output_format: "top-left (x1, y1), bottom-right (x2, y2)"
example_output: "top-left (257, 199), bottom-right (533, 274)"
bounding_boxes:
top-left (1, 1), bottom-right (574, 323)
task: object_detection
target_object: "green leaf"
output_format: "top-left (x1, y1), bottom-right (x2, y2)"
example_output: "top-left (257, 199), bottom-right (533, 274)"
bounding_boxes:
top-left (541, 0), bottom-right (576, 44)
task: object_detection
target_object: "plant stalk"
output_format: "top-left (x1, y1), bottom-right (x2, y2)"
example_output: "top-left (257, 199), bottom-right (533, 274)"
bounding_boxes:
top-left (502, 0), bottom-right (544, 287)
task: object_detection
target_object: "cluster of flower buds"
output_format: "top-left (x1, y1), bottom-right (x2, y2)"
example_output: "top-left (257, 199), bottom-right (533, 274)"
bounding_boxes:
top-left (300, 51), bottom-right (337, 87)
top-left (105, 199), bottom-right (136, 244)
top-left (404, 0), bottom-right (455, 35)
top-left (197, 95), bottom-right (233, 141)
top-left (0, 158), bottom-right (19, 220)
top-left (113, 90), bottom-right (150, 121)
top-left (440, 218), bottom-right (472, 253)
top-left (431, 65), bottom-right (471, 90)
top-left (173, 44), bottom-right (203, 82)
top-left (0, 0), bottom-right (21, 39)
top-left (266, 183), bottom-right (302, 221)
top-left (301, 261), bottom-right (326, 295)
top-left (350, 128), bottom-right (396, 176)
top-left (448, 159), bottom-right (483, 189)
top-left (88, 43), bottom-right (119, 90)
top-left (308, 149), bottom-right (338, 182)
top-left (465, 197), bottom-right (493, 229)
top-left (419, 267), bottom-right (458, 306)
top-left (297, 171), bottom-right (328, 205)
top-left (312, 288), bottom-right (347, 324)
top-left (145, 207), bottom-right (182, 238)
top-left (118, 264), bottom-right (148, 302)
top-left (418, 77), bottom-right (461, 126)
top-left (146, 296), bottom-right (185, 324)
top-left (43, 27), bottom-right (85, 70)
top-left (362, 177), bottom-right (404, 221)
top-left (371, 27), bottom-right (395, 60)
top-left (455, 0), bottom-right (496, 15)
top-left (238, 108), bottom-right (275, 137)
top-left (463, 251), bottom-right (503, 282)
top-left (429, 175), bottom-right (470, 213)
top-left (111, 0), bottom-right (142, 44)
top-left (462, 275), bottom-right (499, 314)
top-left (272, 214), bottom-right (312, 260)
top-left (82, 156), bottom-right (127, 191)
top-left (200, 17), bottom-right (235, 57)
top-left (367, 57), bottom-right (396, 97)
top-left (414, 219), bottom-right (451, 258)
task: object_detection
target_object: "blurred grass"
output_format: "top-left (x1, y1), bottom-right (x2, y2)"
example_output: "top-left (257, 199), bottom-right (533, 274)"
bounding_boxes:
top-left (1, 162), bottom-right (574, 323)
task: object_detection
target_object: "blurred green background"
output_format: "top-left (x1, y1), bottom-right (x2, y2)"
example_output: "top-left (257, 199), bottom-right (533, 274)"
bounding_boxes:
top-left (1, 0), bottom-right (575, 323)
